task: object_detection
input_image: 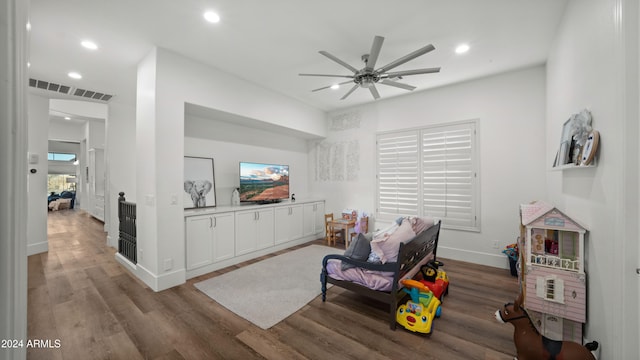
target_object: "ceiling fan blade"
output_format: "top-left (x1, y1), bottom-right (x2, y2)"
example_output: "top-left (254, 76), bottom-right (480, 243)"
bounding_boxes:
top-left (299, 73), bottom-right (354, 78)
top-left (369, 85), bottom-right (380, 100)
top-left (365, 36), bottom-right (384, 71)
top-left (311, 80), bottom-right (354, 92)
top-left (380, 80), bottom-right (416, 91)
top-left (319, 51), bottom-right (359, 73)
top-left (340, 84), bottom-right (359, 100)
top-left (382, 67), bottom-right (441, 78)
top-left (376, 44), bottom-right (436, 74)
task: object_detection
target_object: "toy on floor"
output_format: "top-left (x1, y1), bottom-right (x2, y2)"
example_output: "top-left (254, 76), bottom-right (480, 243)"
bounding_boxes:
top-left (495, 293), bottom-right (599, 360)
top-left (396, 279), bottom-right (442, 334)
top-left (418, 260), bottom-right (449, 301)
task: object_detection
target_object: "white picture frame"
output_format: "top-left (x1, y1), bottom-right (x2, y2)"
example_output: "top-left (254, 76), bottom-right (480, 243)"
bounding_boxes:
top-left (184, 156), bottom-right (216, 209)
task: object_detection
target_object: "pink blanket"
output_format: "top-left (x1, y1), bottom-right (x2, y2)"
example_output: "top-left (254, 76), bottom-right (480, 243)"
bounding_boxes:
top-left (325, 251), bottom-right (434, 292)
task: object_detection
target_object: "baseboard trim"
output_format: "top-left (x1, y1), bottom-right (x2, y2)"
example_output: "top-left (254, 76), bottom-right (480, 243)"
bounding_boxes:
top-left (27, 241), bottom-right (48, 256)
top-left (114, 253), bottom-right (186, 292)
top-left (437, 246), bottom-right (509, 269)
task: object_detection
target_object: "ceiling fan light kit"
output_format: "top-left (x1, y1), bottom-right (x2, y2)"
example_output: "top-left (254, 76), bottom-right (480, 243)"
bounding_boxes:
top-left (300, 35), bottom-right (441, 100)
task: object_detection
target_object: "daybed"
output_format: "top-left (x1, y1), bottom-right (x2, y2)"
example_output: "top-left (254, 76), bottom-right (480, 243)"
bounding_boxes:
top-left (320, 217), bottom-right (441, 330)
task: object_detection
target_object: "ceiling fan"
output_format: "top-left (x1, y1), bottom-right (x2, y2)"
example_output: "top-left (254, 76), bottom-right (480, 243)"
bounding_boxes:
top-left (299, 35), bottom-right (441, 100)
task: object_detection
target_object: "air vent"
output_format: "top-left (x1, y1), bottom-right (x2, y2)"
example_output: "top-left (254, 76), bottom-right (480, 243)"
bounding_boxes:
top-left (29, 78), bottom-right (114, 102)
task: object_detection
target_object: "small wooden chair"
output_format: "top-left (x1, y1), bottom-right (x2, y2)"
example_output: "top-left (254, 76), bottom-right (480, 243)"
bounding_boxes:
top-left (324, 213), bottom-right (342, 246)
top-left (348, 216), bottom-right (369, 247)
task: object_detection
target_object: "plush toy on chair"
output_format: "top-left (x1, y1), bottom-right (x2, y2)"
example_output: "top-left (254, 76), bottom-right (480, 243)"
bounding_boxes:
top-left (495, 293), bottom-right (599, 360)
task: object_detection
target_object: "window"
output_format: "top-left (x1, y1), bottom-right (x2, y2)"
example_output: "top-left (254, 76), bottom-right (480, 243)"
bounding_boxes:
top-left (376, 120), bottom-right (479, 231)
top-left (536, 275), bottom-right (565, 304)
top-left (48, 152), bottom-right (76, 162)
top-left (47, 174), bottom-right (77, 193)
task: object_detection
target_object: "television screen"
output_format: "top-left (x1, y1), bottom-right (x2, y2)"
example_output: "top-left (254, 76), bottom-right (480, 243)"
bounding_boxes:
top-left (239, 162), bottom-right (289, 203)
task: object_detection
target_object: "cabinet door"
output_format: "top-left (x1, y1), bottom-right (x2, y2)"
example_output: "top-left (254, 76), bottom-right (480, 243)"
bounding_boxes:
top-left (275, 207), bottom-right (291, 243)
top-left (290, 205), bottom-right (304, 240)
top-left (256, 208), bottom-right (274, 249)
top-left (276, 205), bottom-right (303, 244)
top-left (313, 202), bottom-right (325, 234)
top-left (303, 202), bottom-right (326, 237)
top-left (302, 203), bottom-right (315, 237)
top-left (186, 215), bottom-right (214, 270)
top-left (213, 213), bottom-right (235, 262)
top-left (235, 211), bottom-right (257, 255)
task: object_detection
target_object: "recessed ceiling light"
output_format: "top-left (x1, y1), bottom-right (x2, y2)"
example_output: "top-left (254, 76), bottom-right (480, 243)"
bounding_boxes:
top-left (27, 62), bottom-right (30, 68)
top-left (203, 11), bottom-right (220, 23)
top-left (68, 72), bottom-right (82, 79)
top-left (64, 116), bottom-right (71, 120)
top-left (455, 44), bottom-right (470, 54)
top-left (330, 84), bottom-right (340, 90)
top-left (81, 40), bottom-right (98, 50)
top-left (26, 22), bottom-right (31, 31)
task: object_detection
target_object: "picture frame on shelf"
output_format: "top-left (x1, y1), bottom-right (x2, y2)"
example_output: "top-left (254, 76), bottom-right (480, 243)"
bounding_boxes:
top-left (184, 156), bottom-right (216, 209)
top-left (557, 118), bottom-right (573, 166)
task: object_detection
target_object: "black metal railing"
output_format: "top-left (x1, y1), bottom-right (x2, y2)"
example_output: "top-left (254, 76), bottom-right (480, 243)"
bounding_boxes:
top-left (118, 192), bottom-right (137, 264)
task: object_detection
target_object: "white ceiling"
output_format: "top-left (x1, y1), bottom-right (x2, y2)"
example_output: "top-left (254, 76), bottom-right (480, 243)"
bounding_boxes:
top-left (28, 0), bottom-right (568, 112)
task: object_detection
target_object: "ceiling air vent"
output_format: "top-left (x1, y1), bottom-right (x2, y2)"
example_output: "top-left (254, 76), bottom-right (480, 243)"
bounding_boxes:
top-left (29, 78), bottom-right (114, 102)
top-left (29, 78), bottom-right (72, 95)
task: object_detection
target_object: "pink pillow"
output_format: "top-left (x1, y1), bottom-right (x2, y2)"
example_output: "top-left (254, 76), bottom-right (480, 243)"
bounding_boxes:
top-left (370, 219), bottom-right (416, 263)
top-left (409, 216), bottom-right (435, 235)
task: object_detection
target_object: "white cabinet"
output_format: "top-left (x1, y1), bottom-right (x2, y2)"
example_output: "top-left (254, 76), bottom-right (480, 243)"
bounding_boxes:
top-left (274, 205), bottom-right (303, 244)
top-left (303, 201), bottom-right (325, 237)
top-left (235, 208), bottom-right (274, 256)
top-left (185, 212), bottom-right (235, 271)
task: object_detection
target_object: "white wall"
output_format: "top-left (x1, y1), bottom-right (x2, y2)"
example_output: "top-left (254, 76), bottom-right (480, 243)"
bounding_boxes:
top-left (27, 94), bottom-right (50, 255)
top-left (1, 1), bottom-right (29, 357)
top-left (105, 99), bottom-right (137, 248)
top-left (546, 0), bottom-right (639, 357)
top-left (314, 66), bottom-right (548, 268)
top-left (48, 120), bottom-right (84, 141)
top-left (133, 47), bottom-right (327, 291)
top-left (185, 116), bottom-right (310, 206)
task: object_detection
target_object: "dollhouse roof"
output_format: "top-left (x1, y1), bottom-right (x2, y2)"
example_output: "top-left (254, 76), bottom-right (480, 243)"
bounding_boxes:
top-left (520, 201), bottom-right (588, 230)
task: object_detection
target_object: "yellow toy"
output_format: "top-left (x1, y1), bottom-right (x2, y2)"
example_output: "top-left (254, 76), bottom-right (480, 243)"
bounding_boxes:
top-left (396, 279), bottom-right (442, 334)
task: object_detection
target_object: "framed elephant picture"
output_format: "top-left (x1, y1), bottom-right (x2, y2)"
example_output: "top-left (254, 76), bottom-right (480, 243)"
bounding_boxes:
top-left (184, 156), bottom-right (216, 209)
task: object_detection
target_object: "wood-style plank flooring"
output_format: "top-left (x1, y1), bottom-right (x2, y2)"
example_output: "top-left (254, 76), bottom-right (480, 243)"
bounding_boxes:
top-left (28, 209), bottom-right (520, 359)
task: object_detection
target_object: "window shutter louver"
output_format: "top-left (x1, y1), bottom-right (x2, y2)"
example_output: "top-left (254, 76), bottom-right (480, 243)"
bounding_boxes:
top-left (422, 122), bottom-right (476, 230)
top-left (376, 131), bottom-right (419, 221)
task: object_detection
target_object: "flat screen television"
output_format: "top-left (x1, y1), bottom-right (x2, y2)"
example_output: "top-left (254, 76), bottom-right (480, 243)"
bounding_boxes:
top-left (239, 162), bottom-right (289, 204)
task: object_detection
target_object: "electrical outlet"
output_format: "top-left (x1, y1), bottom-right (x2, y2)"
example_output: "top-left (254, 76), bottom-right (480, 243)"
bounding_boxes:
top-left (492, 240), bottom-right (500, 249)
top-left (138, 249), bottom-right (143, 260)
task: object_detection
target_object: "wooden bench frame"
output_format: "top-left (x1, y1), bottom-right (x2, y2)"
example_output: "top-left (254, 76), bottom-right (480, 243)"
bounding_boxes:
top-left (320, 222), bottom-right (441, 329)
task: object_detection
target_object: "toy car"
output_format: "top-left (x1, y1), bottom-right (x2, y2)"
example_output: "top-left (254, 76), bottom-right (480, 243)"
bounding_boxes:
top-left (396, 279), bottom-right (442, 334)
top-left (419, 260), bottom-right (449, 301)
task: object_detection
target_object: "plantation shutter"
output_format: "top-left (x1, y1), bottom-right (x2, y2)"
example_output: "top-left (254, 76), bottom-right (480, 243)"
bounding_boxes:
top-left (421, 122), bottom-right (477, 230)
top-left (376, 120), bottom-right (479, 232)
top-left (376, 131), bottom-right (419, 221)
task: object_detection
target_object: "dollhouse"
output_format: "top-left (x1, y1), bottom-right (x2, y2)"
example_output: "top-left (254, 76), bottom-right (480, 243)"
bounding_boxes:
top-left (519, 201), bottom-right (588, 343)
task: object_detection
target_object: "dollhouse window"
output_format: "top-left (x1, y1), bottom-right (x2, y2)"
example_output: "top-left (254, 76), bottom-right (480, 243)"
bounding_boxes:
top-left (536, 275), bottom-right (565, 304)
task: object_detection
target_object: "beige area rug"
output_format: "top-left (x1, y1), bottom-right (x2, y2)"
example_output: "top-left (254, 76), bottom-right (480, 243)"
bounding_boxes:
top-left (194, 245), bottom-right (340, 329)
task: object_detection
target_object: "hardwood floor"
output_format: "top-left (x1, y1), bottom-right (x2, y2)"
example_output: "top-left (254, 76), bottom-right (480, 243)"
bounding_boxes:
top-left (28, 209), bottom-right (520, 359)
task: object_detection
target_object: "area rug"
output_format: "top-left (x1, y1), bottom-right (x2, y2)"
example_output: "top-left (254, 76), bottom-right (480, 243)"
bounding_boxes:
top-left (194, 245), bottom-right (340, 329)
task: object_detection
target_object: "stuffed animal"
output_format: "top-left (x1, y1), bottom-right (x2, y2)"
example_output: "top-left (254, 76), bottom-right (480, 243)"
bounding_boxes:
top-left (495, 293), bottom-right (599, 360)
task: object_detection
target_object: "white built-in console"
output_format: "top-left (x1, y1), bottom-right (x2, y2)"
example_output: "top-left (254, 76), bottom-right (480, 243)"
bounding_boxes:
top-left (184, 199), bottom-right (325, 279)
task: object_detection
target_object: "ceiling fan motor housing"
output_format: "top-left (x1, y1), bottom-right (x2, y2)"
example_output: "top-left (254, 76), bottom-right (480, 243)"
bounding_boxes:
top-left (355, 70), bottom-right (379, 88)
